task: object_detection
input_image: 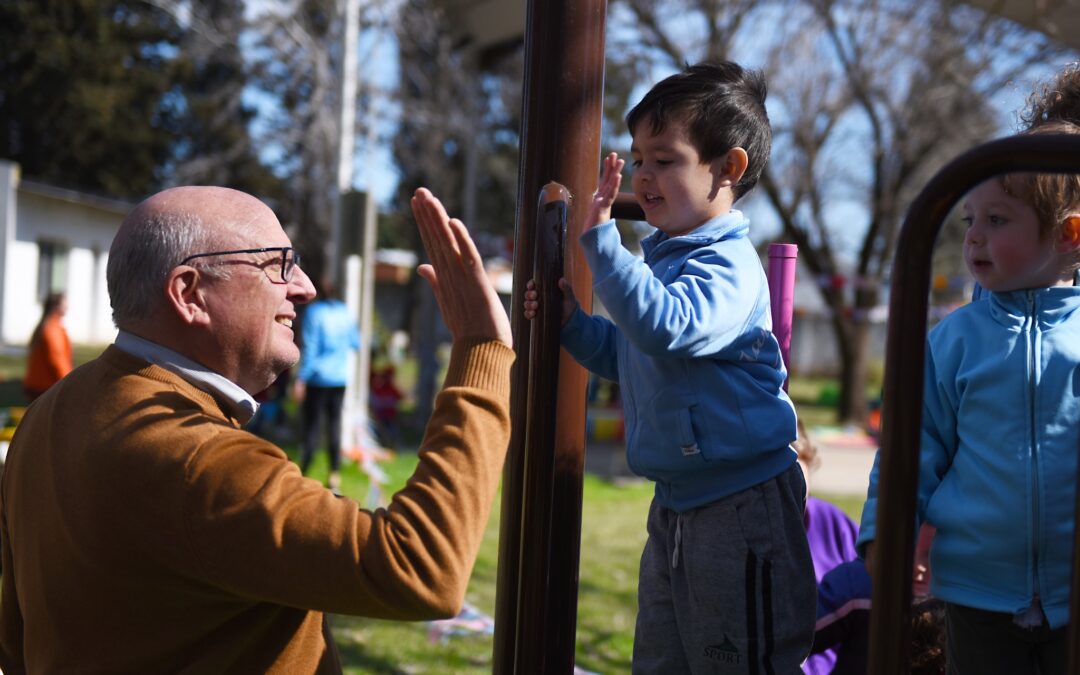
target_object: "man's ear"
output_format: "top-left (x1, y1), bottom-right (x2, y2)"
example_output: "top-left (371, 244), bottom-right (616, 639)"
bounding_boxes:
top-left (713, 147), bottom-right (749, 188)
top-left (165, 267), bottom-right (211, 326)
top-left (1059, 214), bottom-right (1080, 253)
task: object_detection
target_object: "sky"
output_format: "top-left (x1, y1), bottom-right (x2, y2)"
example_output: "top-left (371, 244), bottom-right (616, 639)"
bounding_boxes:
top-left (242, 0), bottom-right (1077, 252)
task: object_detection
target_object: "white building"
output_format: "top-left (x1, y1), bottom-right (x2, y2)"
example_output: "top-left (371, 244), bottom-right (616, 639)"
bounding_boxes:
top-left (0, 160), bottom-right (127, 347)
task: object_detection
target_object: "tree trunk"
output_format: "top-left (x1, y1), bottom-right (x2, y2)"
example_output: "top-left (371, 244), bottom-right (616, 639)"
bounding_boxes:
top-left (836, 283), bottom-right (878, 425)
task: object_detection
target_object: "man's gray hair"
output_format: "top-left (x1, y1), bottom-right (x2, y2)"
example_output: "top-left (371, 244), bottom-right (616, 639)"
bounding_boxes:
top-left (107, 211), bottom-right (229, 327)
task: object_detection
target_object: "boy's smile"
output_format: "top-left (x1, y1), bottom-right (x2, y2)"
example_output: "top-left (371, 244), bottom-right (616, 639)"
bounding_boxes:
top-left (961, 179), bottom-right (1073, 293)
top-left (630, 120), bottom-right (733, 238)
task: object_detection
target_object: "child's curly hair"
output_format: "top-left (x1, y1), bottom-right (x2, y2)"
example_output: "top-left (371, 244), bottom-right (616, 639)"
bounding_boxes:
top-left (1021, 63), bottom-right (1080, 130)
top-left (792, 419), bottom-right (820, 473)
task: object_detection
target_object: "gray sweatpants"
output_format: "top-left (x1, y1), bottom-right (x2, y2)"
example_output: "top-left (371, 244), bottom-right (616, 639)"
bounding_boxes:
top-left (632, 463), bottom-right (816, 674)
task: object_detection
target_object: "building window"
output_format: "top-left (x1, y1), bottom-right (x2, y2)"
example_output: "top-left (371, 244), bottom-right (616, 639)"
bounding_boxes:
top-left (38, 240), bottom-right (69, 301)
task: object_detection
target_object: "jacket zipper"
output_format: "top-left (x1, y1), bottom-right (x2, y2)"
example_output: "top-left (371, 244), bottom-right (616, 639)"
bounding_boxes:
top-left (1027, 291), bottom-right (1042, 611)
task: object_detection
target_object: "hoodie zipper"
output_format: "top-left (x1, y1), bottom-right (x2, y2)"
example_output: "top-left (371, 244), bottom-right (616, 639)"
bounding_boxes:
top-left (1027, 290), bottom-right (1042, 612)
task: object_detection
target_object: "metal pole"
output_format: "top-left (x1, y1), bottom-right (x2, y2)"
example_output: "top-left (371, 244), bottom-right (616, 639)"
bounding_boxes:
top-left (335, 0), bottom-right (372, 455)
top-left (870, 134), bottom-right (1080, 674)
top-left (493, 0), bottom-right (608, 671)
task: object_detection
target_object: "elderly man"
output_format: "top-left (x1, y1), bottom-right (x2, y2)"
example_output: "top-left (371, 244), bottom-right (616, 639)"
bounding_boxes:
top-left (0, 186), bottom-right (513, 673)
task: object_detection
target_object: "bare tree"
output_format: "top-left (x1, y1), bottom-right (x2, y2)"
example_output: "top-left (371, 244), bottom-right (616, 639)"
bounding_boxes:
top-left (390, 0), bottom-right (493, 426)
top-left (143, 0), bottom-right (285, 201)
top-left (606, 0), bottom-right (1069, 423)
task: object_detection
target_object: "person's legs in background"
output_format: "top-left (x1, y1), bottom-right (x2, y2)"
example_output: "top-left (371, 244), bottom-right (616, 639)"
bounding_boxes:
top-left (324, 386), bottom-right (346, 495)
top-left (299, 387), bottom-right (322, 475)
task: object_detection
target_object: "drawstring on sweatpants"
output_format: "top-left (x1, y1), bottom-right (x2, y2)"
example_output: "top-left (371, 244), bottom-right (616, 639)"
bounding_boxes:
top-left (672, 514), bottom-right (683, 568)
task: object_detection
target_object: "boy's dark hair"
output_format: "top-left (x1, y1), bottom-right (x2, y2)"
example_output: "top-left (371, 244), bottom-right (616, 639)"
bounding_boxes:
top-left (625, 61), bottom-right (772, 201)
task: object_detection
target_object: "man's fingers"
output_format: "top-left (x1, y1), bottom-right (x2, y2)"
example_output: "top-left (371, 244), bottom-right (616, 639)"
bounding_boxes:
top-left (412, 188), bottom-right (459, 272)
top-left (448, 218), bottom-right (482, 273)
top-left (417, 263), bottom-right (438, 289)
top-left (411, 192), bottom-right (440, 270)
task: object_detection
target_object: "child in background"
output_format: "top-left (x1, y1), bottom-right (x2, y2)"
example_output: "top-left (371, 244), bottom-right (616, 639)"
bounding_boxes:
top-left (22, 292), bottom-right (72, 401)
top-left (858, 121), bottom-right (1080, 675)
top-left (525, 61), bottom-right (814, 673)
top-left (794, 422), bottom-right (860, 674)
top-left (795, 421), bottom-right (860, 584)
top-left (369, 365), bottom-right (403, 447)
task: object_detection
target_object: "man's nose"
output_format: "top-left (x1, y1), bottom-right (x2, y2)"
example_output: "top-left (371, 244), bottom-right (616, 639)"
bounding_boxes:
top-left (288, 265), bottom-right (317, 303)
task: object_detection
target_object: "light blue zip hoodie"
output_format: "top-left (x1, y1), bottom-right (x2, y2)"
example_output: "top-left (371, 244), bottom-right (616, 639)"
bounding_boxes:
top-left (296, 299), bottom-right (360, 387)
top-left (857, 279), bottom-right (1080, 628)
top-left (562, 213), bottom-right (798, 512)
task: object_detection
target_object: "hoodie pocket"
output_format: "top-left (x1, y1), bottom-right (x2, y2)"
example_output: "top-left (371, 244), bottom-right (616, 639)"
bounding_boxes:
top-left (675, 405), bottom-right (701, 457)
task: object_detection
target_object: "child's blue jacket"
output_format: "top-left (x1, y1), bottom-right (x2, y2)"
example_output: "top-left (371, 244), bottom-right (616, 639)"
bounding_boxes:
top-left (857, 280), bottom-right (1080, 628)
top-left (561, 213), bottom-right (797, 512)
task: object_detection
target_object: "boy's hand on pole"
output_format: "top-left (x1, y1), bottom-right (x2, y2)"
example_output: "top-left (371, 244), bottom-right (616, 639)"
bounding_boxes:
top-left (524, 278), bottom-right (578, 327)
top-left (587, 152), bottom-right (625, 228)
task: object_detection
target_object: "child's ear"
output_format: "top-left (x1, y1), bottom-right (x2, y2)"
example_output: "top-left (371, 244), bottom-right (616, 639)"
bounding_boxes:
top-left (714, 148), bottom-right (749, 187)
top-left (1058, 215), bottom-right (1080, 252)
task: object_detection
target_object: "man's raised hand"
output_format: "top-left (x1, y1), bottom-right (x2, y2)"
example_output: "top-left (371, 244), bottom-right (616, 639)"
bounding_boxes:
top-left (411, 188), bottom-right (512, 347)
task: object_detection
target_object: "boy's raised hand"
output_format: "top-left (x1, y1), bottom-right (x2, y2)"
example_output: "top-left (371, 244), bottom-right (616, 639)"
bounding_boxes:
top-left (587, 152), bottom-right (625, 228)
top-left (524, 278), bottom-right (577, 327)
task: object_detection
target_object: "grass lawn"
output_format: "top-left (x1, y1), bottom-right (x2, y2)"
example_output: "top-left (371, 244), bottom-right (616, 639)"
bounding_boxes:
top-left (295, 443), bottom-right (864, 675)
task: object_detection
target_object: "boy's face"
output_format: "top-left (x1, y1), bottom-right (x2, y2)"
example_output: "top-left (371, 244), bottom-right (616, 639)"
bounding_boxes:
top-left (961, 179), bottom-right (1070, 292)
top-left (630, 119), bottom-right (729, 237)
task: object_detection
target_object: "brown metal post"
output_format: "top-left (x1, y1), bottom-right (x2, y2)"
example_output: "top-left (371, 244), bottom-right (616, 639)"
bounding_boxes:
top-left (870, 134), bottom-right (1080, 674)
top-left (492, 0), bottom-right (609, 672)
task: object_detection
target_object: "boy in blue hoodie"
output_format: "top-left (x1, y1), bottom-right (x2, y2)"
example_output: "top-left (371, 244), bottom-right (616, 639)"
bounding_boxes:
top-left (526, 61), bottom-right (814, 673)
top-left (858, 121), bottom-right (1080, 675)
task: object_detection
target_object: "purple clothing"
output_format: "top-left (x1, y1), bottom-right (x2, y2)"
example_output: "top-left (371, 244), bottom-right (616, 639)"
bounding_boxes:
top-left (804, 496), bottom-right (860, 674)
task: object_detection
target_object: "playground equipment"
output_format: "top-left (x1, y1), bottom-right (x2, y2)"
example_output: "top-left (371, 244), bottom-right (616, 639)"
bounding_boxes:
top-left (494, 1), bottom-right (607, 673)
top-left (494, 4), bottom-right (1080, 674)
top-left (868, 133), bottom-right (1080, 674)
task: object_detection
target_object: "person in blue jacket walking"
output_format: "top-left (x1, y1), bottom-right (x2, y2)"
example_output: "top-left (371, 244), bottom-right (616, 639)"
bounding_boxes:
top-left (526, 61), bottom-right (814, 674)
top-left (293, 277), bottom-right (360, 495)
top-left (859, 121), bottom-right (1080, 674)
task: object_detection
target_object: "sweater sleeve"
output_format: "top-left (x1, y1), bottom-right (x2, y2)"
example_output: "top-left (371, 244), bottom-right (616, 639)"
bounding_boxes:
top-left (182, 338), bottom-right (514, 619)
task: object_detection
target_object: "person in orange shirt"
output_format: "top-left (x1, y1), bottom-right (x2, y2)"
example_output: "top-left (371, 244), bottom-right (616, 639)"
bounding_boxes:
top-left (22, 292), bottom-right (73, 401)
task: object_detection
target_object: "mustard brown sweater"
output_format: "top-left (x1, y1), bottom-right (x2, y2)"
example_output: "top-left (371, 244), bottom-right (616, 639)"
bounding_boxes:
top-left (0, 339), bottom-right (513, 674)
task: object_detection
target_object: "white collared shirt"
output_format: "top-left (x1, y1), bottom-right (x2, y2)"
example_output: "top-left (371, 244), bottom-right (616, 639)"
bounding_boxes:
top-left (114, 331), bottom-right (259, 424)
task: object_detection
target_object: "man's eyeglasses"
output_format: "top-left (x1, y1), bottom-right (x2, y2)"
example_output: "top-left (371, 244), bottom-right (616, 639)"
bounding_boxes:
top-left (178, 247), bottom-right (300, 284)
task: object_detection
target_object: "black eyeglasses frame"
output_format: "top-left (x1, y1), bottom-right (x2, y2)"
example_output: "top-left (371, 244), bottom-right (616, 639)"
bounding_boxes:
top-left (178, 247), bottom-right (300, 284)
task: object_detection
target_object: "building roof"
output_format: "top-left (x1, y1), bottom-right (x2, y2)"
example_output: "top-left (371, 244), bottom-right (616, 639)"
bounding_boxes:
top-left (436, 0), bottom-right (525, 60)
top-left (18, 179), bottom-right (132, 215)
top-left (962, 0), bottom-right (1080, 49)
top-left (435, 1), bottom-right (1080, 54)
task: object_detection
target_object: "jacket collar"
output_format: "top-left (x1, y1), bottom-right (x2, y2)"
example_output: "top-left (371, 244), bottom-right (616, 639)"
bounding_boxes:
top-left (114, 330), bottom-right (259, 424)
top-left (987, 272), bottom-right (1080, 329)
top-left (641, 210), bottom-right (749, 259)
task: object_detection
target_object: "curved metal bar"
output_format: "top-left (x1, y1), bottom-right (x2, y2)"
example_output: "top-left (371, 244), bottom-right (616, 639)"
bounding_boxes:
top-left (871, 133), bottom-right (1080, 674)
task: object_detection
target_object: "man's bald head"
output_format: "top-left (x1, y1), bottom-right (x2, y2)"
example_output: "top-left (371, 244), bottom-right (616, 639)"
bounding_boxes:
top-left (107, 186), bottom-right (280, 329)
